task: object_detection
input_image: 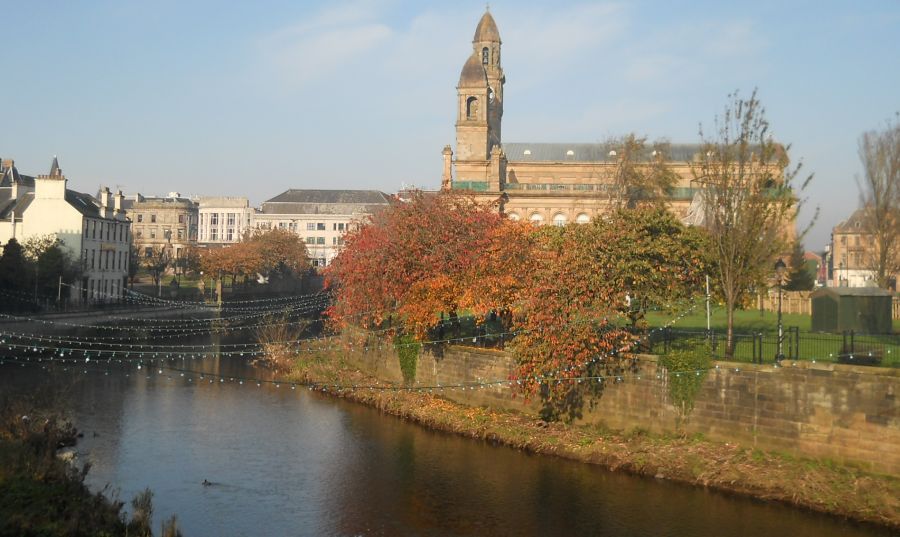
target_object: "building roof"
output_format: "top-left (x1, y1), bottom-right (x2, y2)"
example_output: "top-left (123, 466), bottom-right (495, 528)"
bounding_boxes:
top-left (260, 189), bottom-right (391, 216)
top-left (458, 53), bottom-right (487, 87)
top-left (0, 165), bottom-right (35, 188)
top-left (473, 11), bottom-right (501, 43)
top-left (833, 207), bottom-right (868, 233)
top-left (65, 190), bottom-right (102, 217)
top-left (812, 286), bottom-right (892, 297)
top-left (0, 190), bottom-right (34, 220)
top-left (503, 142), bottom-right (704, 163)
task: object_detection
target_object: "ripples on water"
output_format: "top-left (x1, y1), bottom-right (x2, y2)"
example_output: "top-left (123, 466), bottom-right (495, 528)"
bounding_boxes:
top-left (0, 356), bottom-right (894, 537)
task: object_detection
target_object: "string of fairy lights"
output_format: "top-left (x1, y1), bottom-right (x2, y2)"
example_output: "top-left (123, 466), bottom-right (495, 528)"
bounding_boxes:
top-left (1, 294), bottom-right (712, 394)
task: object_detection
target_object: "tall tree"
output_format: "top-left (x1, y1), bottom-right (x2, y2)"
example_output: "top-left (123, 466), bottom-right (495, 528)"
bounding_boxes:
top-left (693, 89), bottom-right (813, 356)
top-left (784, 242), bottom-right (815, 291)
top-left (857, 115), bottom-right (900, 288)
top-left (608, 134), bottom-right (680, 209)
top-left (0, 238), bottom-right (28, 291)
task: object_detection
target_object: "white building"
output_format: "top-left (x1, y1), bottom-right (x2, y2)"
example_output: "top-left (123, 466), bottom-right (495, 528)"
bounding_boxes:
top-left (198, 196), bottom-right (254, 245)
top-left (252, 190), bottom-right (391, 267)
top-left (0, 157), bottom-right (131, 303)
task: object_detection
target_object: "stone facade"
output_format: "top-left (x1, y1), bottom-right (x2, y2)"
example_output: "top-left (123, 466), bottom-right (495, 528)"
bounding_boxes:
top-left (443, 12), bottom-right (781, 228)
top-left (124, 193), bottom-right (198, 262)
top-left (252, 189), bottom-right (391, 267)
top-left (345, 343), bottom-right (900, 476)
top-left (198, 196), bottom-right (254, 245)
top-left (826, 206), bottom-right (894, 288)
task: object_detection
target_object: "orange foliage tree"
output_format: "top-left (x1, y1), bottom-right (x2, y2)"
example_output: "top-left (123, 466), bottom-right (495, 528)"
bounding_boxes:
top-left (325, 192), bottom-right (505, 337)
top-left (200, 228), bottom-right (308, 285)
top-left (325, 192), bottom-right (710, 421)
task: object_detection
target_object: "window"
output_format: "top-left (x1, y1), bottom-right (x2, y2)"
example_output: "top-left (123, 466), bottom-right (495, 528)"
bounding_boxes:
top-left (144, 247), bottom-right (153, 258)
top-left (136, 229), bottom-right (143, 238)
top-left (226, 229), bottom-right (233, 241)
top-left (177, 229), bottom-right (184, 240)
top-left (529, 213), bottom-right (544, 225)
top-left (92, 220), bottom-right (96, 239)
top-left (338, 222), bottom-right (345, 231)
top-left (576, 213), bottom-right (590, 224)
top-left (482, 47), bottom-right (489, 65)
top-left (307, 223), bottom-right (316, 231)
top-left (306, 237), bottom-right (315, 244)
top-left (84, 222), bottom-right (89, 237)
top-left (227, 213), bottom-right (235, 226)
top-left (83, 249), bottom-right (88, 268)
top-left (150, 228), bottom-right (156, 239)
top-left (316, 223), bottom-right (326, 230)
top-left (332, 237), bottom-right (345, 246)
top-left (210, 228), bottom-right (218, 240)
top-left (316, 237), bottom-right (325, 245)
top-left (466, 96), bottom-right (479, 120)
top-left (137, 214), bottom-right (143, 223)
top-left (210, 213), bottom-right (218, 225)
top-left (552, 214), bottom-right (567, 227)
top-left (178, 214), bottom-right (185, 224)
top-left (150, 214), bottom-right (157, 223)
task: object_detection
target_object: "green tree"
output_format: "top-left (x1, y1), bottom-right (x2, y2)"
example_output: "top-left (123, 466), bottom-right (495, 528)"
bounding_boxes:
top-left (608, 134), bottom-right (680, 209)
top-left (0, 238), bottom-right (29, 290)
top-left (693, 89), bottom-right (814, 357)
top-left (784, 242), bottom-right (816, 291)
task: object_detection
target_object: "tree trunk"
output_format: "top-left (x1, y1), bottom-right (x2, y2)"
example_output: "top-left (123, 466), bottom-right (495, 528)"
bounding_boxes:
top-left (726, 303), bottom-right (735, 358)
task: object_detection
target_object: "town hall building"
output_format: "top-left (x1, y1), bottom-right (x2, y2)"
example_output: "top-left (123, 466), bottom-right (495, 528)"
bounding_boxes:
top-left (442, 11), bottom-right (708, 225)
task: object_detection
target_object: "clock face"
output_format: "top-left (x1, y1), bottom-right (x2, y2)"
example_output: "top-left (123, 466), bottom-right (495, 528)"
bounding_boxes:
top-left (488, 87), bottom-right (495, 102)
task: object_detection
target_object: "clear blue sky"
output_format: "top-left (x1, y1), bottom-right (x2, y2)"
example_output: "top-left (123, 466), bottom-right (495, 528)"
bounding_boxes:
top-left (1, 0), bottom-right (898, 249)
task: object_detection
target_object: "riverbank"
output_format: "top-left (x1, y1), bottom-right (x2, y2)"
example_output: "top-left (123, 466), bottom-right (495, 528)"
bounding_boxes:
top-left (289, 352), bottom-right (900, 531)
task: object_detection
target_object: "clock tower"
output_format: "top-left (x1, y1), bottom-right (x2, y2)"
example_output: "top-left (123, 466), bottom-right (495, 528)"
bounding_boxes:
top-left (449, 10), bottom-right (506, 192)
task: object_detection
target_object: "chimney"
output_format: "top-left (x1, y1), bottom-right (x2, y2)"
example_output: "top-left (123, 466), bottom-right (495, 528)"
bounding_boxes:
top-left (100, 187), bottom-right (112, 218)
top-left (114, 190), bottom-right (124, 213)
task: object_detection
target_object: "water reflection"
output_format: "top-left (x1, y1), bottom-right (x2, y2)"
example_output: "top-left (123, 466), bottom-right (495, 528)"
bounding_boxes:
top-left (0, 356), bottom-right (894, 537)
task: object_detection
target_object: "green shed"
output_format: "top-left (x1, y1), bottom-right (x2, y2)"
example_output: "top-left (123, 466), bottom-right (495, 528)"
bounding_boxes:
top-left (810, 287), bottom-right (893, 334)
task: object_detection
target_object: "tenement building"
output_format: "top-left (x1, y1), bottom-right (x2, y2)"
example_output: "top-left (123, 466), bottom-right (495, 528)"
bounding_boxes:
top-left (124, 193), bottom-right (198, 260)
top-left (442, 11), bottom-right (724, 224)
top-left (253, 189), bottom-right (391, 267)
top-left (0, 158), bottom-right (131, 302)
top-left (827, 207), bottom-right (893, 288)
top-left (198, 197), bottom-right (255, 245)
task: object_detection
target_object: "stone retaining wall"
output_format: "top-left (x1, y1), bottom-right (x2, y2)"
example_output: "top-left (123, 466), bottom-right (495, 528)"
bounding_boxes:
top-left (343, 343), bottom-right (900, 476)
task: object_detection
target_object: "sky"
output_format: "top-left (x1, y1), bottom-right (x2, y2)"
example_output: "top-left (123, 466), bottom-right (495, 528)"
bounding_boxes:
top-left (1, 0), bottom-right (898, 249)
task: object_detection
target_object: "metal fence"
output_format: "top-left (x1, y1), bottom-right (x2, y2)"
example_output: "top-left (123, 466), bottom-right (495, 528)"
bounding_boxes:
top-left (647, 327), bottom-right (899, 367)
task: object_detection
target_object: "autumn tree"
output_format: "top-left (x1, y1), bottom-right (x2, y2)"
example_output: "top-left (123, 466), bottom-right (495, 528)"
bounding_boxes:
top-left (693, 89), bottom-right (813, 356)
top-left (608, 134), bottom-right (680, 209)
top-left (857, 115), bottom-right (900, 288)
top-left (325, 192), bottom-right (504, 338)
top-left (508, 210), bottom-right (709, 421)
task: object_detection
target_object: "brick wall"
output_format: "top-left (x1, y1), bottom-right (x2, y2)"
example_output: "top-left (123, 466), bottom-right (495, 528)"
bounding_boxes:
top-left (344, 343), bottom-right (900, 476)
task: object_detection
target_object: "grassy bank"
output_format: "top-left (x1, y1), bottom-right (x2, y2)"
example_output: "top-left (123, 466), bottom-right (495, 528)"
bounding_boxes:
top-left (288, 352), bottom-right (900, 531)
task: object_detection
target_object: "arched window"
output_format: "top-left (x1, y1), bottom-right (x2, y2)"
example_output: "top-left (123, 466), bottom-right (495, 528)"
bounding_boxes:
top-left (576, 213), bottom-right (590, 224)
top-left (466, 97), bottom-right (479, 120)
top-left (507, 212), bottom-right (521, 222)
top-left (529, 213), bottom-right (544, 225)
top-left (482, 47), bottom-right (489, 65)
top-left (552, 213), bottom-right (567, 227)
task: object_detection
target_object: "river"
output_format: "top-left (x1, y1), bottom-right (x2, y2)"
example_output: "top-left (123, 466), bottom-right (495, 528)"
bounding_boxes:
top-left (0, 352), bottom-right (894, 537)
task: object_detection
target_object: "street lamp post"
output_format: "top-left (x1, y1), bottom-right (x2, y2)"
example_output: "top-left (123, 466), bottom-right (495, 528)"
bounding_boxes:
top-left (774, 258), bottom-right (787, 363)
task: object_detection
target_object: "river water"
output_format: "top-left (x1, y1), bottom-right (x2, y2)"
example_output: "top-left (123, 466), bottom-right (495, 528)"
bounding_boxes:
top-left (0, 354), bottom-right (894, 537)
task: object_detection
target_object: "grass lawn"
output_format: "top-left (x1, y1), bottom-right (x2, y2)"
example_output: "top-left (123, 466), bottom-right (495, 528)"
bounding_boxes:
top-left (645, 306), bottom-right (900, 367)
